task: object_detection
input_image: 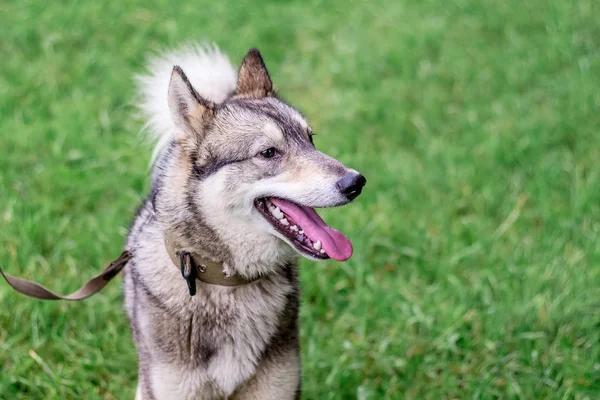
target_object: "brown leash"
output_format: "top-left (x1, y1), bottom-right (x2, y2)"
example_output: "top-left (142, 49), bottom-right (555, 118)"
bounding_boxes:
top-left (1, 237), bottom-right (259, 300)
top-left (0, 251), bottom-right (132, 300)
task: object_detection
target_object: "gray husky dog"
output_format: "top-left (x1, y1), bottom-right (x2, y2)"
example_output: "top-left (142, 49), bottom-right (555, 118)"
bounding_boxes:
top-left (125, 45), bottom-right (366, 400)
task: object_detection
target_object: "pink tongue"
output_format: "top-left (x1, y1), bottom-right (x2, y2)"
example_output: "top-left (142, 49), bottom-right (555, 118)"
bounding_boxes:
top-left (270, 198), bottom-right (353, 261)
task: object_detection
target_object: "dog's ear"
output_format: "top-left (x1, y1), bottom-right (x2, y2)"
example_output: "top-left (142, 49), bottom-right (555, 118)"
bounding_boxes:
top-left (236, 48), bottom-right (273, 98)
top-left (168, 66), bottom-right (214, 144)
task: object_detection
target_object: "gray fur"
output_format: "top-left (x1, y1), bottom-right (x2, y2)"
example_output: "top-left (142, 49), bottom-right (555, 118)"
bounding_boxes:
top-left (125, 46), bottom-right (361, 399)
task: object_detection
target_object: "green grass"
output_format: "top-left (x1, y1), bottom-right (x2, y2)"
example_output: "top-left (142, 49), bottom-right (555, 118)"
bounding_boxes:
top-left (1, 0), bottom-right (599, 398)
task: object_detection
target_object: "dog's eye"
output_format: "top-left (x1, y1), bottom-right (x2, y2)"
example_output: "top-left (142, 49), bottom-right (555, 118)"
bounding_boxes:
top-left (259, 147), bottom-right (278, 159)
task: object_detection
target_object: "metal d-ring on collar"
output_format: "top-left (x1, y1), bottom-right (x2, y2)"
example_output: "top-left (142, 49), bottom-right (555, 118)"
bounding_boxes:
top-left (163, 236), bottom-right (258, 295)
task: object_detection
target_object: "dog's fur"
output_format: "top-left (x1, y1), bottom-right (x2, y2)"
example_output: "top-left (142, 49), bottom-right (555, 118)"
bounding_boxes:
top-left (124, 45), bottom-right (362, 399)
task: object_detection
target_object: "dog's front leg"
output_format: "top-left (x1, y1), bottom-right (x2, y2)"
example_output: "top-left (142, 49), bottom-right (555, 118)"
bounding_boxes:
top-left (231, 347), bottom-right (301, 400)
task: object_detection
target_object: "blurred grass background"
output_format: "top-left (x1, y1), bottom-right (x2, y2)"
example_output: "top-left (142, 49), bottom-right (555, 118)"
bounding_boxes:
top-left (1, 0), bottom-right (599, 398)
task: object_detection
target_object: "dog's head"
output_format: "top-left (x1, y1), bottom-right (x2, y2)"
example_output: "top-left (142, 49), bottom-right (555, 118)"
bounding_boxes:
top-left (163, 48), bottom-right (365, 269)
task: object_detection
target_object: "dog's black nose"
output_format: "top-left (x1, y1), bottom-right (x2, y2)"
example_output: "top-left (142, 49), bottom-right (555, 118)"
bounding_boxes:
top-left (336, 172), bottom-right (366, 201)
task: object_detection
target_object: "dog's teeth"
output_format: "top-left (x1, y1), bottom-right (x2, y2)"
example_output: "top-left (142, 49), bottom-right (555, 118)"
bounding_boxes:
top-left (313, 240), bottom-right (322, 251)
top-left (320, 249), bottom-right (326, 254)
top-left (270, 206), bottom-right (284, 219)
top-left (299, 230), bottom-right (304, 235)
top-left (280, 218), bottom-right (289, 226)
top-left (290, 225), bottom-right (298, 232)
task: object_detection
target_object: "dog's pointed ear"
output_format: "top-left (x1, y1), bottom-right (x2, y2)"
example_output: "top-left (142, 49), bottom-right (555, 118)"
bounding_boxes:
top-left (236, 48), bottom-right (273, 98)
top-left (168, 66), bottom-right (214, 141)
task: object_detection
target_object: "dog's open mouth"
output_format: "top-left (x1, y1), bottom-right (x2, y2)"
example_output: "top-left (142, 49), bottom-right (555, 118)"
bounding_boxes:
top-left (255, 197), bottom-right (353, 261)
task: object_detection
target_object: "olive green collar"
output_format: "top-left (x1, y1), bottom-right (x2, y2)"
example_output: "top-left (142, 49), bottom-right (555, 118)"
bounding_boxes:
top-left (164, 236), bottom-right (258, 294)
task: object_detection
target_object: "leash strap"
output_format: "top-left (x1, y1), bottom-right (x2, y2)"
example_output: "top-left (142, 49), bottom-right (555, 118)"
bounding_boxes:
top-left (0, 251), bottom-right (132, 300)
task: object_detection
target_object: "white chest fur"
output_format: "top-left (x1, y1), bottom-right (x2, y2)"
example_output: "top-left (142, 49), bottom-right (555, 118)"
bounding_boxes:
top-left (134, 257), bottom-right (294, 399)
